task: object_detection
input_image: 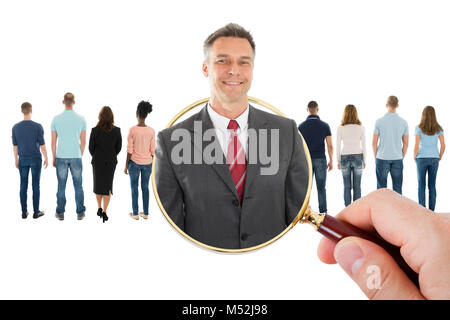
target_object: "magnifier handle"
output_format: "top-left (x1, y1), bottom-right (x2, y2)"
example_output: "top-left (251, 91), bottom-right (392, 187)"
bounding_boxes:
top-left (318, 214), bottom-right (419, 288)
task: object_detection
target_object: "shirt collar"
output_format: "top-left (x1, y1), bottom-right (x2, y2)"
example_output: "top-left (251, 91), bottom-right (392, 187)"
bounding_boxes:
top-left (207, 102), bottom-right (249, 132)
top-left (307, 114), bottom-right (320, 120)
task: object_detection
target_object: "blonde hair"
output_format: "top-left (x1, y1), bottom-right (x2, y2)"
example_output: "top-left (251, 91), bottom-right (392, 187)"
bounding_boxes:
top-left (341, 104), bottom-right (361, 126)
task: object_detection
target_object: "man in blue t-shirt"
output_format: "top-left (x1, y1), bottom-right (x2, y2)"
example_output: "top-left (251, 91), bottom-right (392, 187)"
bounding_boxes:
top-left (298, 101), bottom-right (334, 213)
top-left (51, 92), bottom-right (87, 221)
top-left (12, 102), bottom-right (48, 219)
top-left (372, 95), bottom-right (409, 194)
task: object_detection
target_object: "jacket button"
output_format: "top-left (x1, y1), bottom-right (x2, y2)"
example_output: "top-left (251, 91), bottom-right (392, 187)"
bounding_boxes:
top-left (241, 233), bottom-right (249, 241)
top-left (232, 199), bottom-right (239, 207)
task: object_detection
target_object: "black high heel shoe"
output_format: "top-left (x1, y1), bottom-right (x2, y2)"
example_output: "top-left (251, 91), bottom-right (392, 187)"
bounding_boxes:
top-left (102, 211), bottom-right (109, 223)
top-left (97, 208), bottom-right (103, 218)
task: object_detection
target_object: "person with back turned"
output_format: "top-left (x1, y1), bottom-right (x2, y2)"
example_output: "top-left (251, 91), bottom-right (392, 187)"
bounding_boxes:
top-left (124, 101), bottom-right (155, 220)
top-left (372, 95), bottom-right (408, 194)
top-left (12, 102), bottom-right (48, 219)
top-left (298, 101), bottom-right (333, 213)
top-left (89, 106), bottom-right (122, 222)
top-left (51, 92), bottom-right (87, 221)
top-left (413, 106), bottom-right (445, 211)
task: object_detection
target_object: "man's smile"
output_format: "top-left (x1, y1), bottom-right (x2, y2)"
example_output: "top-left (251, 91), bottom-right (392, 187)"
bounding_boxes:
top-left (222, 80), bottom-right (244, 86)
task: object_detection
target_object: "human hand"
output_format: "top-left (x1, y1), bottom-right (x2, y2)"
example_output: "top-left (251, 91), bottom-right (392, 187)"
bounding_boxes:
top-left (124, 167), bottom-right (128, 175)
top-left (52, 157), bottom-right (56, 168)
top-left (337, 163), bottom-right (341, 170)
top-left (15, 159), bottom-right (18, 169)
top-left (317, 189), bottom-right (450, 299)
top-left (327, 161), bottom-right (333, 171)
top-left (43, 158), bottom-right (48, 169)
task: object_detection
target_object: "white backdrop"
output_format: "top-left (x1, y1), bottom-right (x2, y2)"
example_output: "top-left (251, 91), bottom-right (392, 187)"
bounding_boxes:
top-left (1, 0), bottom-right (449, 299)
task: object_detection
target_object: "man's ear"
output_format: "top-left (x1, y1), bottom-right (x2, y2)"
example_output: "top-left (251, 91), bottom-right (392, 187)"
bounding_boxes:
top-left (202, 61), bottom-right (209, 78)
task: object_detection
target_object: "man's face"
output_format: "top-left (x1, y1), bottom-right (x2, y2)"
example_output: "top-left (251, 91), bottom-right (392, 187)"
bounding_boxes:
top-left (203, 37), bottom-right (254, 104)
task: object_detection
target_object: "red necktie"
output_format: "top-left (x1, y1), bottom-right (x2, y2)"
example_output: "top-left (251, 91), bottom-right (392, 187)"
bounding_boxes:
top-left (227, 120), bottom-right (247, 204)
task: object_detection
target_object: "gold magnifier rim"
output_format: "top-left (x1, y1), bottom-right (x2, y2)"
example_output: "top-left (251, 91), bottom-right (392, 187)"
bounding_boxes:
top-left (151, 96), bottom-right (313, 253)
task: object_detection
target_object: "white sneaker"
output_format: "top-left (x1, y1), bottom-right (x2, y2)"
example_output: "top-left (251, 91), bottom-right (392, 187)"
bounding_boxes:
top-left (139, 212), bottom-right (148, 220)
top-left (129, 213), bottom-right (139, 220)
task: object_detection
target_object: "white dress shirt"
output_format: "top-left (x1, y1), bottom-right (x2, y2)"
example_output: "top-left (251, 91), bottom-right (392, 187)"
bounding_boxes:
top-left (336, 124), bottom-right (367, 164)
top-left (207, 102), bottom-right (249, 158)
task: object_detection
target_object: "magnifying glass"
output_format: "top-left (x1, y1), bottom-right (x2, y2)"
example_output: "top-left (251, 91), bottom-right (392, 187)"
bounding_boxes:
top-left (152, 96), bottom-right (419, 287)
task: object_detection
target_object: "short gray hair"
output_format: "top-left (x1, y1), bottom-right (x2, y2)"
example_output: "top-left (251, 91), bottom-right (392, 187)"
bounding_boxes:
top-left (203, 23), bottom-right (255, 59)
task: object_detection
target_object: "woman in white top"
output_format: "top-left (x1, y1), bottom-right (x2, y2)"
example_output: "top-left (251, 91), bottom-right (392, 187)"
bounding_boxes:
top-left (336, 105), bottom-right (366, 206)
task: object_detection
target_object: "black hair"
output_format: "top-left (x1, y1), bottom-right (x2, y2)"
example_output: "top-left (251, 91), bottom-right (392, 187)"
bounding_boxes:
top-left (136, 100), bottom-right (153, 119)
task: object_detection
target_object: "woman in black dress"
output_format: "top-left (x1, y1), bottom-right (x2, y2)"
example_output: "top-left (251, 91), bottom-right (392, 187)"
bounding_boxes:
top-left (89, 106), bottom-right (122, 222)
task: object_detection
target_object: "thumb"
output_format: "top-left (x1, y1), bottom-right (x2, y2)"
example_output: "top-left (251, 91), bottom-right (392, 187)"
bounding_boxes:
top-left (334, 237), bottom-right (425, 300)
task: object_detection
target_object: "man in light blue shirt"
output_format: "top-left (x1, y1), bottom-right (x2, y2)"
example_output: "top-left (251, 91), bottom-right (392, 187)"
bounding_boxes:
top-left (372, 95), bottom-right (409, 194)
top-left (51, 92), bottom-right (87, 220)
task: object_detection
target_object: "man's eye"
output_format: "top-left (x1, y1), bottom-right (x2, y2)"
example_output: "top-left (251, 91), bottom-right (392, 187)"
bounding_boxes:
top-left (240, 61), bottom-right (250, 65)
top-left (217, 59), bottom-right (227, 64)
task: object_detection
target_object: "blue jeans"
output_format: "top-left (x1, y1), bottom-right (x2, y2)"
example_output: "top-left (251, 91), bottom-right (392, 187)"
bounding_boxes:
top-left (56, 158), bottom-right (85, 215)
top-left (416, 158), bottom-right (439, 211)
top-left (128, 160), bottom-right (152, 215)
top-left (312, 158), bottom-right (327, 213)
top-left (341, 154), bottom-right (363, 206)
top-left (18, 157), bottom-right (42, 214)
top-left (376, 159), bottom-right (404, 195)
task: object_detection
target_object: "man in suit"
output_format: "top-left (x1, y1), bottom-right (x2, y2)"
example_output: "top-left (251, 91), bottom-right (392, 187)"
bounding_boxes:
top-left (155, 23), bottom-right (309, 249)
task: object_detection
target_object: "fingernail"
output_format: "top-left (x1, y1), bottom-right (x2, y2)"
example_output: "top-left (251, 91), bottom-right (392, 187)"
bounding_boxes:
top-left (334, 240), bottom-right (364, 276)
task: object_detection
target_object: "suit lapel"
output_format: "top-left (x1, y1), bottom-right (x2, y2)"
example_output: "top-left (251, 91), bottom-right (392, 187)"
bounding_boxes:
top-left (190, 104), bottom-right (239, 200)
top-left (244, 105), bottom-right (268, 196)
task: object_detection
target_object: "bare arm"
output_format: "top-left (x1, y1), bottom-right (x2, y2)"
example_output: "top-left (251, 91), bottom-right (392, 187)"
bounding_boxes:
top-left (13, 146), bottom-right (18, 169)
top-left (125, 128), bottom-right (133, 174)
top-left (80, 130), bottom-right (86, 156)
top-left (402, 135), bottom-right (409, 158)
top-left (372, 134), bottom-right (379, 159)
top-left (325, 135), bottom-right (333, 171)
top-left (40, 145), bottom-right (48, 169)
top-left (439, 134), bottom-right (446, 161)
top-left (413, 135), bottom-right (420, 160)
top-left (124, 153), bottom-right (132, 174)
top-left (336, 127), bottom-right (341, 170)
top-left (150, 129), bottom-right (156, 157)
top-left (51, 130), bottom-right (57, 167)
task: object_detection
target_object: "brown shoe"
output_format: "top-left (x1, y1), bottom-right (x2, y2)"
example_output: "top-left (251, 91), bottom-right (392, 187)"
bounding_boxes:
top-left (129, 213), bottom-right (139, 220)
top-left (139, 212), bottom-right (148, 220)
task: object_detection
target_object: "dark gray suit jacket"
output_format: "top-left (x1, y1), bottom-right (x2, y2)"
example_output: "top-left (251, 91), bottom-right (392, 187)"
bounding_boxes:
top-left (155, 104), bottom-right (309, 249)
